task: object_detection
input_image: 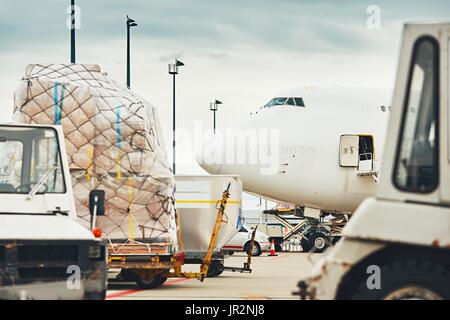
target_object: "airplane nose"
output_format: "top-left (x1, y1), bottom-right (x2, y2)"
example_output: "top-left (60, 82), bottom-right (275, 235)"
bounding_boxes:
top-left (195, 137), bottom-right (222, 174)
top-left (195, 111), bottom-right (279, 177)
top-left (196, 155), bottom-right (222, 174)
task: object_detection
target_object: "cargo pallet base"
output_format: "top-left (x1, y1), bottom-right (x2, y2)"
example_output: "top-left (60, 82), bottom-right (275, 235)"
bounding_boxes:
top-left (107, 184), bottom-right (232, 289)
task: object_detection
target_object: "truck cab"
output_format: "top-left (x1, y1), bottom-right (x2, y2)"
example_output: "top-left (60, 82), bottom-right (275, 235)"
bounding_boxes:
top-left (297, 22), bottom-right (450, 300)
top-left (0, 124), bottom-right (107, 300)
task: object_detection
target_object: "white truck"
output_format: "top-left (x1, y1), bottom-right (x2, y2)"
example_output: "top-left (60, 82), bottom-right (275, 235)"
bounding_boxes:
top-left (296, 22), bottom-right (450, 300)
top-left (0, 124), bottom-right (107, 300)
top-left (223, 224), bottom-right (271, 256)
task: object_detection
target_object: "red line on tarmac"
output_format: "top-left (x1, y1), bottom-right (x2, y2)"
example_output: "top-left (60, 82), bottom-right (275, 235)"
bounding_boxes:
top-left (106, 278), bottom-right (192, 299)
top-left (106, 289), bottom-right (142, 299)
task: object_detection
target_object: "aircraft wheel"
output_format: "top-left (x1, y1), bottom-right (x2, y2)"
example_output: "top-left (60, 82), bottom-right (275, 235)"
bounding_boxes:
top-left (301, 237), bottom-right (311, 252)
top-left (308, 232), bottom-right (329, 253)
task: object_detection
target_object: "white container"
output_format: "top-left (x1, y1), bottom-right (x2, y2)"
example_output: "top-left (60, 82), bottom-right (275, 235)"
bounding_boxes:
top-left (175, 175), bottom-right (243, 253)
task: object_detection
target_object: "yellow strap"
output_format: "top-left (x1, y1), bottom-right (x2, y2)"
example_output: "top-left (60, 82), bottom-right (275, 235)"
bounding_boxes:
top-left (117, 158), bottom-right (122, 180)
top-left (86, 146), bottom-right (94, 182)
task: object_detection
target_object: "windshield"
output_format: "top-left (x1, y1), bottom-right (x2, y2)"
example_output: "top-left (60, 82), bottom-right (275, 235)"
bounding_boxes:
top-left (394, 37), bottom-right (439, 192)
top-left (266, 97), bottom-right (287, 106)
top-left (264, 97), bottom-right (305, 108)
top-left (0, 126), bottom-right (65, 194)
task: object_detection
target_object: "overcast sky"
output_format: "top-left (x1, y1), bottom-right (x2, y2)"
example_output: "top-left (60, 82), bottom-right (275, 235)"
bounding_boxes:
top-left (1, 0), bottom-right (449, 208)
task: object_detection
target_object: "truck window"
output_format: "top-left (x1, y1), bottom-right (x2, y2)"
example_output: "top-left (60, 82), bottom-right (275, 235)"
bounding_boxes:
top-left (31, 133), bottom-right (66, 193)
top-left (0, 126), bottom-right (66, 194)
top-left (394, 37), bottom-right (439, 193)
top-left (0, 141), bottom-right (23, 192)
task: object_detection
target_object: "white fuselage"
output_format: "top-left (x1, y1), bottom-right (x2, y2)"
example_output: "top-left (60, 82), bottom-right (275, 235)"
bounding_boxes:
top-left (197, 86), bottom-right (391, 213)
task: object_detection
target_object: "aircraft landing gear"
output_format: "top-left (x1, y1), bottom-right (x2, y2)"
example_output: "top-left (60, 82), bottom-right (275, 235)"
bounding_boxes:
top-left (263, 208), bottom-right (343, 253)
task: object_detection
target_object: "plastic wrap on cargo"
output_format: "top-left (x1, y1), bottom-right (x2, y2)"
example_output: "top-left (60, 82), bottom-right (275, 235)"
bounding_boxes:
top-left (13, 64), bottom-right (177, 251)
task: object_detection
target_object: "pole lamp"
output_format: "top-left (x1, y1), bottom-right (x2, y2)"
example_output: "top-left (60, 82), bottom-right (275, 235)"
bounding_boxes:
top-left (209, 100), bottom-right (223, 134)
top-left (168, 58), bottom-right (184, 174)
top-left (126, 15), bottom-right (138, 88)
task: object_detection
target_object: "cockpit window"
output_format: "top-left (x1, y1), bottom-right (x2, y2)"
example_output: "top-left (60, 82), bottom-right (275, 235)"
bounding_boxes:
top-left (266, 97), bottom-right (287, 106)
top-left (264, 97), bottom-right (305, 108)
top-left (294, 98), bottom-right (305, 107)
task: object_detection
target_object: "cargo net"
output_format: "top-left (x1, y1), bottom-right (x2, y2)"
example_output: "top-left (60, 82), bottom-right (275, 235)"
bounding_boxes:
top-left (13, 64), bottom-right (177, 253)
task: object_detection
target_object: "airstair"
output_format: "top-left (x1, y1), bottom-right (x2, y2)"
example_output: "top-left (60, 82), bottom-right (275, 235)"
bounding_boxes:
top-left (356, 152), bottom-right (380, 182)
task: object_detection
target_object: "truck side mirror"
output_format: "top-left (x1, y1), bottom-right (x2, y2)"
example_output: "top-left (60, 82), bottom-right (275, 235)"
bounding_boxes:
top-left (89, 190), bottom-right (105, 216)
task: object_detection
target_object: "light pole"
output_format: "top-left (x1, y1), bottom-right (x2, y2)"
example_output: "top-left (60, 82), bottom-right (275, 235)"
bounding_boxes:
top-left (126, 15), bottom-right (138, 88)
top-left (70, 0), bottom-right (76, 63)
top-left (168, 58), bottom-right (184, 174)
top-left (210, 100), bottom-right (223, 134)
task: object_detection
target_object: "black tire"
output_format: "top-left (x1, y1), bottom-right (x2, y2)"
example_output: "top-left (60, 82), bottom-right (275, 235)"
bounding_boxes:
top-left (308, 232), bottom-right (329, 253)
top-left (350, 259), bottom-right (450, 300)
top-left (226, 251), bottom-right (235, 256)
top-left (245, 241), bottom-right (262, 256)
top-left (85, 289), bottom-right (106, 300)
top-left (117, 269), bottom-right (138, 281)
top-left (159, 276), bottom-right (168, 285)
top-left (300, 237), bottom-right (311, 252)
top-left (207, 261), bottom-right (225, 277)
top-left (136, 273), bottom-right (165, 289)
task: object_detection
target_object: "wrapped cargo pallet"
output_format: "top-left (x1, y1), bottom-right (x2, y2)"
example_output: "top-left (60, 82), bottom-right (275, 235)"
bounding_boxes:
top-left (13, 64), bottom-right (177, 253)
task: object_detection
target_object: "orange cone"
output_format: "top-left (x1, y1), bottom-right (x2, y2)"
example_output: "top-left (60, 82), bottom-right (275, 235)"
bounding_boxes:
top-left (268, 239), bottom-right (278, 256)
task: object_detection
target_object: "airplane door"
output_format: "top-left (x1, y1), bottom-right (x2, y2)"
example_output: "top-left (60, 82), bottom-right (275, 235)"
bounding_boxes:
top-left (339, 135), bottom-right (359, 167)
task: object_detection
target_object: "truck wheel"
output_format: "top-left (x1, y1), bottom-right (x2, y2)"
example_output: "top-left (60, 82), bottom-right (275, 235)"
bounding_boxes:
top-left (85, 289), bottom-right (106, 300)
top-left (301, 238), bottom-right (311, 252)
top-left (245, 241), bottom-right (262, 256)
top-left (136, 274), bottom-right (165, 289)
top-left (159, 276), bottom-right (168, 285)
top-left (227, 251), bottom-right (235, 256)
top-left (207, 261), bottom-right (225, 277)
top-left (350, 259), bottom-right (450, 300)
top-left (308, 232), bottom-right (329, 253)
